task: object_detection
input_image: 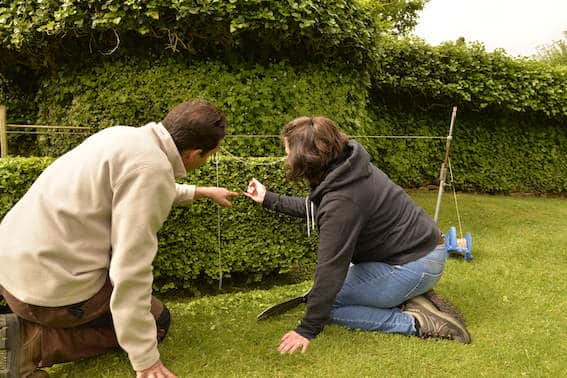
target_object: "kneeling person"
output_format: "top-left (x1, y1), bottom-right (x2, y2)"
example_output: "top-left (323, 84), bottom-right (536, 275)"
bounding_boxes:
top-left (0, 100), bottom-right (238, 377)
top-left (244, 116), bottom-right (471, 354)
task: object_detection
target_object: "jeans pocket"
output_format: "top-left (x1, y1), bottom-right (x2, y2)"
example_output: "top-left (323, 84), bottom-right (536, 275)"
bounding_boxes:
top-left (403, 271), bottom-right (443, 299)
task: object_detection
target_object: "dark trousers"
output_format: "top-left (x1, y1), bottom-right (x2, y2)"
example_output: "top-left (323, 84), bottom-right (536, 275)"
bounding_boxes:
top-left (0, 278), bottom-right (170, 368)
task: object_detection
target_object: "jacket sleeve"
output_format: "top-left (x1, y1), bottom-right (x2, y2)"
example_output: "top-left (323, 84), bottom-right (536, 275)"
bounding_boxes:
top-left (262, 191), bottom-right (307, 218)
top-left (294, 195), bottom-right (365, 339)
top-left (173, 183), bottom-right (195, 206)
top-left (108, 164), bottom-right (175, 371)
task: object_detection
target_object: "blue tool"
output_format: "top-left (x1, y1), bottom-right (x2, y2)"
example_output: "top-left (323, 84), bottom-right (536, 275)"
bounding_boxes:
top-left (445, 226), bottom-right (472, 261)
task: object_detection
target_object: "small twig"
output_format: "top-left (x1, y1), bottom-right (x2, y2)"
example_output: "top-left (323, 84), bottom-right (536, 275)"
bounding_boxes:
top-left (100, 29), bottom-right (120, 55)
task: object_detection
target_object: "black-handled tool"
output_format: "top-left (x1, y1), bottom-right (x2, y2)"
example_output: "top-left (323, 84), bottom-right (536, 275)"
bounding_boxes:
top-left (256, 290), bottom-right (311, 321)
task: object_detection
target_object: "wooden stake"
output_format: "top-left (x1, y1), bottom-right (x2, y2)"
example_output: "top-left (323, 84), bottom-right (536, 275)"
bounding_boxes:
top-left (0, 105), bottom-right (7, 158)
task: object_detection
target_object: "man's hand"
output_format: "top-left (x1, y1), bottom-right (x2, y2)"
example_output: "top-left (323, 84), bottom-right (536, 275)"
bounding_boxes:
top-left (195, 187), bottom-right (239, 207)
top-left (243, 178), bottom-right (266, 204)
top-left (136, 360), bottom-right (177, 378)
top-left (277, 330), bottom-right (310, 354)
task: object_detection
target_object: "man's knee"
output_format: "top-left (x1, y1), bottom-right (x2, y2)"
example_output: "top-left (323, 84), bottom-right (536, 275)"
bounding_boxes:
top-left (156, 304), bottom-right (171, 343)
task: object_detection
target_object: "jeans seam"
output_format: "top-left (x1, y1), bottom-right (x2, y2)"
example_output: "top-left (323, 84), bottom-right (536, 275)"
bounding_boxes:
top-left (404, 271), bottom-right (443, 299)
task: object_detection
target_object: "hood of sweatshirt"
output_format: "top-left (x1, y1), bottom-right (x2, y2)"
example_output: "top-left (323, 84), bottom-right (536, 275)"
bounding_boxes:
top-left (310, 140), bottom-right (372, 203)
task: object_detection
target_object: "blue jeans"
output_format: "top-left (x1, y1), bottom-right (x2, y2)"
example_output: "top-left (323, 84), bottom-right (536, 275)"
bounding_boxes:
top-left (329, 244), bottom-right (447, 335)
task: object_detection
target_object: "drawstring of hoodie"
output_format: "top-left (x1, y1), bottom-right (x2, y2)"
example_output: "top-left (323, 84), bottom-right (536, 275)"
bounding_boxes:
top-left (305, 197), bottom-right (316, 236)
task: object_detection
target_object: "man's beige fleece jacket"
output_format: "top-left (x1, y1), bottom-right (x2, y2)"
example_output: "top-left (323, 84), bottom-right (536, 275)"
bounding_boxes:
top-left (0, 122), bottom-right (195, 371)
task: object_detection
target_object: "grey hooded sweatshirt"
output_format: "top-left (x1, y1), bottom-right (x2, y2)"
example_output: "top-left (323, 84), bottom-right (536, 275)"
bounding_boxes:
top-left (262, 140), bottom-right (440, 339)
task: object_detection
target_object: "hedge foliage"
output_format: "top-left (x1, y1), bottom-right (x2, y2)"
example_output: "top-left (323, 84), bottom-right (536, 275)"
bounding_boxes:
top-left (34, 59), bottom-right (370, 157)
top-left (0, 156), bottom-right (318, 293)
top-left (2, 3), bottom-right (567, 195)
top-left (366, 105), bottom-right (567, 194)
top-left (375, 37), bottom-right (567, 118)
top-left (0, 0), bottom-right (377, 70)
top-left (3, 54), bottom-right (564, 194)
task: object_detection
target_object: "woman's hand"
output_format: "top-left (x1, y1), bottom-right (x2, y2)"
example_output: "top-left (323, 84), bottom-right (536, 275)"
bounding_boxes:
top-left (243, 178), bottom-right (266, 204)
top-left (278, 330), bottom-right (310, 354)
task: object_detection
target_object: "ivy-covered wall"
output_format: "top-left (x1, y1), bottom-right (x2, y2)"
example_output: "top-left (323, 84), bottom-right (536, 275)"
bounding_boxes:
top-left (0, 0), bottom-right (378, 71)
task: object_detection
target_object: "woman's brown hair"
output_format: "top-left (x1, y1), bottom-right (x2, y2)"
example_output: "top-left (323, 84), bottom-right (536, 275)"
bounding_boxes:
top-left (282, 116), bottom-right (349, 185)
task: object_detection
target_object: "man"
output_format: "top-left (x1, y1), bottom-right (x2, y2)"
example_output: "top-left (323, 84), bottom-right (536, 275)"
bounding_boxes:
top-left (0, 100), bottom-right (238, 377)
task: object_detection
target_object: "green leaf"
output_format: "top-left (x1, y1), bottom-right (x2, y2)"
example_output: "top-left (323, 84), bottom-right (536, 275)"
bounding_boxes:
top-left (146, 10), bottom-right (159, 20)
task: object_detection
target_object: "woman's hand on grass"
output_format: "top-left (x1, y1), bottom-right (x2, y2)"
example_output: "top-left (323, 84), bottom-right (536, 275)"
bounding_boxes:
top-left (243, 178), bottom-right (266, 204)
top-left (278, 330), bottom-right (310, 354)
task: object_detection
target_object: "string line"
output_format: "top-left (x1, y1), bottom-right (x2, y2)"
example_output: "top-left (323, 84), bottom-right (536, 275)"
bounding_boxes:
top-left (448, 158), bottom-right (464, 239)
top-left (214, 154), bottom-right (223, 289)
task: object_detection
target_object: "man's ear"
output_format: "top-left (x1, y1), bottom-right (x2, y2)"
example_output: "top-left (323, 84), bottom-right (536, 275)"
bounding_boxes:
top-left (181, 149), bottom-right (203, 168)
top-left (182, 149), bottom-right (203, 160)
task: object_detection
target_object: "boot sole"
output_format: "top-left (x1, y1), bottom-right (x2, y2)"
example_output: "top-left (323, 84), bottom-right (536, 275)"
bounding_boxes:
top-left (0, 314), bottom-right (20, 378)
top-left (407, 295), bottom-right (471, 344)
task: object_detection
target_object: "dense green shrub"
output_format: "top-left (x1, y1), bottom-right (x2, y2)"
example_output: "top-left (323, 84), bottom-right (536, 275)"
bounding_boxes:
top-left (0, 72), bottom-right (42, 156)
top-left (374, 37), bottom-right (567, 118)
top-left (6, 52), bottom-right (566, 194)
top-left (366, 105), bottom-right (567, 193)
top-left (0, 157), bottom-right (53, 214)
top-left (20, 56), bottom-right (567, 193)
top-left (0, 0), bottom-right (377, 70)
top-left (0, 156), bottom-right (318, 293)
top-left (34, 59), bottom-right (370, 156)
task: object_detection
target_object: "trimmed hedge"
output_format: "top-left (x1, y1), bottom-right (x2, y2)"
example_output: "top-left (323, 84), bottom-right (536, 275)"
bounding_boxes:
top-left (28, 57), bottom-right (567, 193)
top-left (375, 37), bottom-right (567, 118)
top-left (365, 105), bottom-right (567, 193)
top-left (34, 59), bottom-right (370, 157)
top-left (0, 156), bottom-right (318, 293)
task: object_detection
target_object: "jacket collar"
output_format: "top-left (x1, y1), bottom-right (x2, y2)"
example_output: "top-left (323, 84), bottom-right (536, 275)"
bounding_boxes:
top-left (143, 122), bottom-right (187, 179)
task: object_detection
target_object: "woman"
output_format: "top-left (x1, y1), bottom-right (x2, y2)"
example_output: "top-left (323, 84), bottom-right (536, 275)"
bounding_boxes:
top-left (244, 116), bottom-right (470, 354)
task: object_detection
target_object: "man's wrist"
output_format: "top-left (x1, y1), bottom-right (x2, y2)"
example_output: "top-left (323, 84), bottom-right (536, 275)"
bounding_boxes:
top-left (194, 186), bottom-right (213, 200)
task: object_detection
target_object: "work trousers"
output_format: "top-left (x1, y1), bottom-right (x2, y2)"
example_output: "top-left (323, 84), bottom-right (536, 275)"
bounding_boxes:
top-left (0, 278), bottom-right (169, 369)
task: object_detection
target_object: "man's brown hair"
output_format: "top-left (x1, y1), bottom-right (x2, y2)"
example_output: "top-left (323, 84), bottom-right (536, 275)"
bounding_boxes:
top-left (162, 100), bottom-right (226, 153)
top-left (282, 116), bottom-right (349, 185)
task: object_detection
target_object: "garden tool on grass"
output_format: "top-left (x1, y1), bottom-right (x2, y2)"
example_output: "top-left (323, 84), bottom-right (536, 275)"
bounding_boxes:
top-left (445, 226), bottom-right (472, 261)
top-left (257, 290), bottom-right (311, 320)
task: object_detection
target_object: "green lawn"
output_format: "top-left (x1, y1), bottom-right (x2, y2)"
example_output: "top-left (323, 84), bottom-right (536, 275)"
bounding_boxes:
top-left (48, 193), bottom-right (567, 377)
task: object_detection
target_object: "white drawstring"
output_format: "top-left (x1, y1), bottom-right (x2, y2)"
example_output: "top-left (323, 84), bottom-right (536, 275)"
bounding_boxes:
top-left (311, 201), bottom-right (315, 230)
top-left (305, 197), bottom-right (311, 237)
top-left (305, 197), bottom-right (316, 237)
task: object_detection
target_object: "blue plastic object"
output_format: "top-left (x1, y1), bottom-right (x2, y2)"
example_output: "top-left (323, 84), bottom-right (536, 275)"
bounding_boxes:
top-left (445, 226), bottom-right (473, 261)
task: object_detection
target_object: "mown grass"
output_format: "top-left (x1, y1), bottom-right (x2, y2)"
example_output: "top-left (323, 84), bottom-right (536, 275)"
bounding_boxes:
top-left (48, 193), bottom-right (567, 377)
